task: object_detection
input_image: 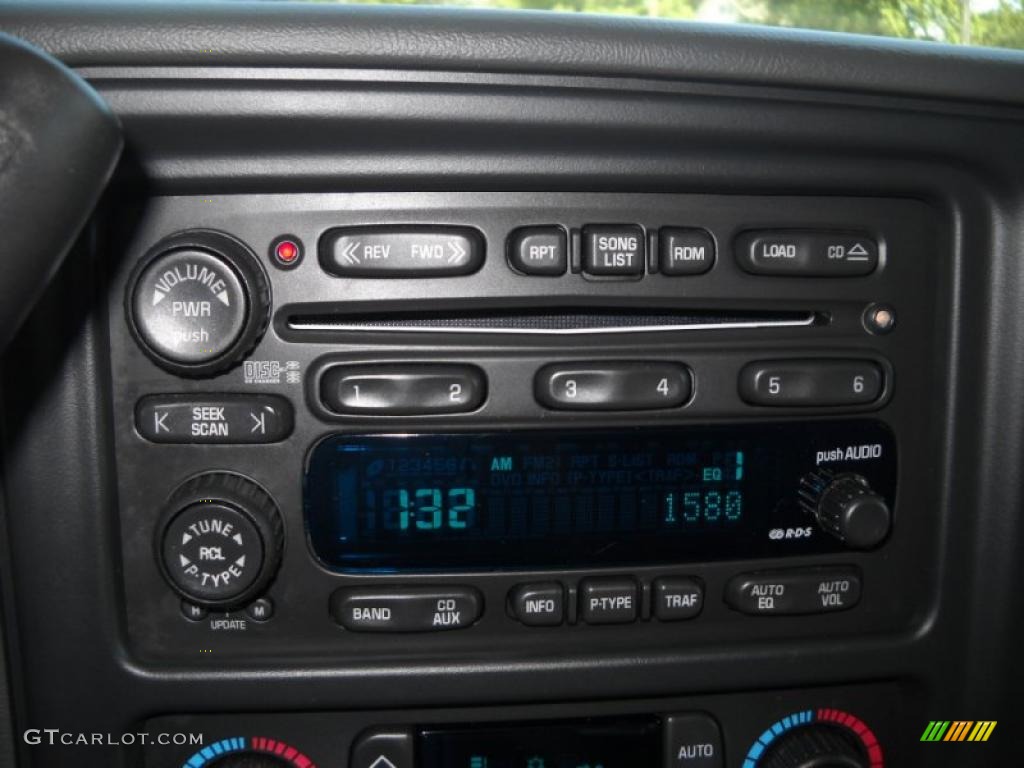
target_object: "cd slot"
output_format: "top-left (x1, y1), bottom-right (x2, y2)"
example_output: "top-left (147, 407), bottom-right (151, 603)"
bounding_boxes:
top-left (285, 308), bottom-right (826, 336)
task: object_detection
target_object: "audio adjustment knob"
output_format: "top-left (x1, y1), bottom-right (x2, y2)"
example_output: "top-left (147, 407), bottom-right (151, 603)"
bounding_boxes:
top-left (799, 470), bottom-right (891, 549)
top-left (127, 230), bottom-right (270, 377)
top-left (759, 724), bottom-right (868, 768)
top-left (157, 473), bottom-right (283, 609)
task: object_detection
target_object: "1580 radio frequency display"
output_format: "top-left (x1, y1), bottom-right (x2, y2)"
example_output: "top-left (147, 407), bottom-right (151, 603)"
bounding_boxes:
top-left (304, 421), bottom-right (895, 572)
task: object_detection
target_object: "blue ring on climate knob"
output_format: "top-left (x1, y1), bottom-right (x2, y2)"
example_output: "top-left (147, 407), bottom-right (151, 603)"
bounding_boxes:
top-left (743, 710), bottom-right (815, 767)
top-left (183, 737), bottom-right (248, 767)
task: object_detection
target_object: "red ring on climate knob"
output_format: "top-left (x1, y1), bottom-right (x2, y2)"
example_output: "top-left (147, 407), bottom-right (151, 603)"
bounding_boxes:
top-left (181, 736), bottom-right (317, 767)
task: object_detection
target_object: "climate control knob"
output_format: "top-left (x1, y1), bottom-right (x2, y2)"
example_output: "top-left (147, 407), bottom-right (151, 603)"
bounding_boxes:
top-left (759, 724), bottom-right (868, 768)
top-left (798, 470), bottom-right (891, 549)
top-left (126, 230), bottom-right (270, 377)
top-left (157, 473), bottom-right (283, 609)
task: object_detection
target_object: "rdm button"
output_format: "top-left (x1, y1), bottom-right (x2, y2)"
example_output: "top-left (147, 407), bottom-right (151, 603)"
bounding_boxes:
top-left (330, 586), bottom-right (482, 632)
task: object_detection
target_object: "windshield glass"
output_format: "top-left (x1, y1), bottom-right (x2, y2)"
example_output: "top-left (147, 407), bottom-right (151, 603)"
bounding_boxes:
top-left (301, 0), bottom-right (1024, 51)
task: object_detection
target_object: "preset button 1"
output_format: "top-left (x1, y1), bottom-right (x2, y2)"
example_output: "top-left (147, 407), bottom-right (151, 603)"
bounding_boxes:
top-left (320, 364), bottom-right (486, 415)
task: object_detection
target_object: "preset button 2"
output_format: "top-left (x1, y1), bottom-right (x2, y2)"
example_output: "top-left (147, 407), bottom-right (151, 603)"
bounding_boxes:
top-left (320, 364), bottom-right (486, 415)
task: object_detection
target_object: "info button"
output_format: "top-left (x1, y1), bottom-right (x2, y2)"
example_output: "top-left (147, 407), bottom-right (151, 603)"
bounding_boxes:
top-left (510, 582), bottom-right (565, 626)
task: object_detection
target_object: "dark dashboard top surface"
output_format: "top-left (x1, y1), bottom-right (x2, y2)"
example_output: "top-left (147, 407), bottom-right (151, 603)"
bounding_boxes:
top-left (1, 0), bottom-right (1024, 110)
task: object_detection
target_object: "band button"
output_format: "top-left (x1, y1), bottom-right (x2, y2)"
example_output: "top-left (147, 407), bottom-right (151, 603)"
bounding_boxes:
top-left (330, 586), bottom-right (483, 632)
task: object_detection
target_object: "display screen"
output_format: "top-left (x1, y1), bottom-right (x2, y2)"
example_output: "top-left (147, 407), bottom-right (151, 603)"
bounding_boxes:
top-left (418, 717), bottom-right (660, 768)
top-left (305, 421), bottom-right (895, 572)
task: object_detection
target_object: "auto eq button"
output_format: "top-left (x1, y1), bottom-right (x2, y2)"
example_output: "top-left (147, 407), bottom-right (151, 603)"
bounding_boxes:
top-left (136, 394), bottom-right (293, 443)
top-left (320, 226), bottom-right (484, 277)
top-left (330, 586), bottom-right (483, 632)
top-left (736, 230), bottom-right (879, 276)
top-left (725, 566), bottom-right (862, 616)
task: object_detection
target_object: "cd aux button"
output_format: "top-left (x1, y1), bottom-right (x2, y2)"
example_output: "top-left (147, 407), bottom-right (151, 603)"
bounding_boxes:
top-left (321, 364), bottom-right (486, 415)
top-left (536, 362), bottom-right (692, 411)
top-left (330, 586), bottom-right (483, 632)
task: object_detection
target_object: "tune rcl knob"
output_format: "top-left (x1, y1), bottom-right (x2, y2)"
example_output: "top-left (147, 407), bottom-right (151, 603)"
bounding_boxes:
top-left (126, 230), bottom-right (270, 377)
top-left (798, 470), bottom-right (891, 550)
top-left (157, 473), bottom-right (283, 609)
top-left (758, 724), bottom-right (869, 768)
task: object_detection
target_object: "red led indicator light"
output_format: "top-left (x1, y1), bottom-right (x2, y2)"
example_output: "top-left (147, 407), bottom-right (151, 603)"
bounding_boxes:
top-left (275, 240), bottom-right (299, 263)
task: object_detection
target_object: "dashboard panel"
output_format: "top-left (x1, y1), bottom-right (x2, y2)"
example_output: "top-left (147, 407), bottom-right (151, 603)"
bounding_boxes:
top-left (1, 3), bottom-right (1023, 768)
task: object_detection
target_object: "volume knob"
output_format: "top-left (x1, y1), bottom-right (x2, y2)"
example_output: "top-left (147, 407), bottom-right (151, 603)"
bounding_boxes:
top-left (799, 470), bottom-right (891, 550)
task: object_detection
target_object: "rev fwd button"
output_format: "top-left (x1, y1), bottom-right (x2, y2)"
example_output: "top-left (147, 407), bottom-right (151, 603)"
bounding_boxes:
top-left (330, 586), bottom-right (483, 632)
top-left (136, 394), bottom-right (293, 444)
top-left (320, 226), bottom-right (484, 277)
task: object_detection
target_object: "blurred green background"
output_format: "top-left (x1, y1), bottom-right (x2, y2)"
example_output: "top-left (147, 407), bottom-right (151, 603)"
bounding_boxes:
top-left (307, 0), bottom-right (1024, 50)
